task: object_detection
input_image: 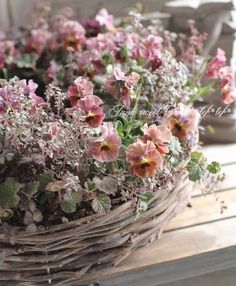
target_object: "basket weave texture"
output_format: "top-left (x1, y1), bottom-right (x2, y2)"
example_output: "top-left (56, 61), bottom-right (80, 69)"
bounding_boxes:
top-left (0, 172), bottom-right (192, 286)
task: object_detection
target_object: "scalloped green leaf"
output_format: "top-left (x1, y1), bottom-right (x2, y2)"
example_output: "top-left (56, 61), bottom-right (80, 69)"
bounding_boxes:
top-left (0, 178), bottom-right (21, 209)
top-left (38, 171), bottom-right (54, 191)
top-left (25, 181), bottom-right (39, 197)
top-left (92, 193), bottom-right (111, 215)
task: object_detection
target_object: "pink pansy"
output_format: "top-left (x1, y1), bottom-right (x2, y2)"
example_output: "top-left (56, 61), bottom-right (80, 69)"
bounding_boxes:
top-left (206, 48), bottom-right (226, 79)
top-left (60, 20), bottom-right (86, 50)
top-left (218, 66), bottom-right (233, 88)
top-left (86, 34), bottom-right (116, 53)
top-left (125, 72), bottom-right (140, 89)
top-left (126, 141), bottom-right (163, 178)
top-left (221, 85), bottom-right (234, 105)
top-left (95, 9), bottom-right (114, 30)
top-left (139, 124), bottom-right (172, 156)
top-left (77, 95), bottom-right (105, 128)
top-left (164, 104), bottom-right (200, 141)
top-left (114, 67), bottom-right (127, 81)
top-left (26, 29), bottom-right (50, 54)
top-left (88, 122), bottom-right (121, 162)
top-left (68, 77), bottom-right (94, 107)
top-left (47, 61), bottom-right (60, 83)
top-left (74, 77), bottom-right (94, 96)
top-left (105, 68), bottom-right (140, 108)
top-left (21, 80), bottom-right (45, 106)
top-left (142, 34), bottom-right (163, 60)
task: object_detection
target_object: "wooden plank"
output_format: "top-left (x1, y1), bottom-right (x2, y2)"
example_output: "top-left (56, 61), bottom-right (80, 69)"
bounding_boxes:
top-left (78, 217), bottom-right (236, 285)
top-left (201, 144), bottom-right (236, 165)
top-left (166, 188), bottom-right (236, 231)
top-left (157, 267), bottom-right (236, 286)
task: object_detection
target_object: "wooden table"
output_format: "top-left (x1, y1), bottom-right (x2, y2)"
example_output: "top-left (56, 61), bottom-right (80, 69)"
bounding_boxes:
top-left (83, 144), bottom-right (236, 286)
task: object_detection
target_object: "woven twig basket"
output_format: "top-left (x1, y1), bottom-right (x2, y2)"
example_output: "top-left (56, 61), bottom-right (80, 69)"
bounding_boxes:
top-left (0, 172), bottom-right (193, 286)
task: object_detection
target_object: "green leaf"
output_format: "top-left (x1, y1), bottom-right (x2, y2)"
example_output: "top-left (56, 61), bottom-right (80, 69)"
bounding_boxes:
top-left (168, 136), bottom-right (182, 156)
top-left (0, 178), bottom-right (21, 209)
top-left (25, 181), bottom-right (39, 197)
top-left (207, 161), bottom-right (221, 174)
top-left (14, 53), bottom-right (38, 68)
top-left (60, 200), bottom-right (76, 214)
top-left (135, 192), bottom-right (155, 219)
top-left (92, 193), bottom-right (111, 215)
top-left (60, 191), bottom-right (82, 214)
top-left (38, 171), bottom-right (54, 191)
top-left (115, 120), bottom-right (124, 137)
top-left (72, 191), bottom-right (83, 203)
top-left (187, 152), bottom-right (207, 182)
top-left (93, 176), bottom-right (118, 195)
top-left (140, 192), bottom-right (155, 203)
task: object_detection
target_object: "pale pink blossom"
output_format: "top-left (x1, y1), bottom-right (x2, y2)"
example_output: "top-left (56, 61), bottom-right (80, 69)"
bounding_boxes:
top-left (95, 9), bottom-right (114, 30)
top-left (139, 124), bottom-right (172, 156)
top-left (218, 66), bottom-right (234, 88)
top-left (206, 48), bottom-right (226, 79)
top-left (68, 77), bottom-right (94, 107)
top-left (88, 122), bottom-right (121, 162)
top-left (221, 85), bottom-right (234, 105)
top-left (21, 80), bottom-right (45, 106)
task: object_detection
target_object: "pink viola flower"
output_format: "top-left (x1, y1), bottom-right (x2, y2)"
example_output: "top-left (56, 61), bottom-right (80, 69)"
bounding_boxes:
top-left (164, 104), bottom-right (200, 141)
top-left (95, 9), bottom-right (114, 31)
top-left (26, 29), bottom-right (50, 54)
top-left (142, 34), bottom-right (163, 60)
top-left (126, 141), bottom-right (163, 178)
top-left (47, 61), bottom-right (60, 83)
top-left (139, 124), bottom-right (172, 156)
top-left (77, 95), bottom-right (105, 128)
top-left (206, 48), bottom-right (226, 79)
top-left (221, 85), bottom-right (234, 105)
top-left (20, 80), bottom-right (45, 107)
top-left (218, 66), bottom-right (234, 87)
top-left (88, 122), bottom-right (122, 162)
top-left (67, 77), bottom-right (94, 107)
top-left (105, 68), bottom-right (140, 108)
top-left (60, 20), bottom-right (86, 50)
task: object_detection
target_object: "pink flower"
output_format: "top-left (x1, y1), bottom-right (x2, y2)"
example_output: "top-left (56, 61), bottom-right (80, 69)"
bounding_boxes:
top-left (221, 85), bottom-right (234, 105)
top-left (0, 86), bottom-right (18, 114)
top-left (47, 61), bottom-right (60, 83)
top-left (20, 80), bottom-right (45, 106)
top-left (60, 20), bottom-right (86, 50)
top-left (95, 9), bottom-right (114, 30)
top-left (126, 141), bottom-right (163, 178)
top-left (219, 66), bottom-right (233, 87)
top-left (77, 95), bottom-right (105, 128)
top-left (114, 67), bottom-right (127, 81)
top-left (26, 29), bottom-right (50, 54)
top-left (139, 124), bottom-right (172, 156)
top-left (164, 104), bottom-right (200, 141)
top-left (88, 122), bottom-right (121, 162)
top-left (67, 77), bottom-right (94, 107)
top-left (206, 48), bottom-right (226, 79)
top-left (142, 35), bottom-right (163, 60)
top-left (104, 68), bottom-right (140, 108)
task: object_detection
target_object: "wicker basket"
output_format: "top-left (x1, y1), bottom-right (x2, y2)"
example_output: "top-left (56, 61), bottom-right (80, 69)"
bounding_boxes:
top-left (0, 172), bottom-right (193, 286)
